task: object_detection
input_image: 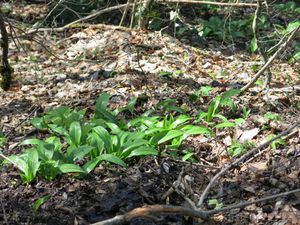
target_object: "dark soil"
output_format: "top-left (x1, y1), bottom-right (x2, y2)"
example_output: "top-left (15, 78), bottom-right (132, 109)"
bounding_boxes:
top-left (0, 157), bottom-right (211, 225)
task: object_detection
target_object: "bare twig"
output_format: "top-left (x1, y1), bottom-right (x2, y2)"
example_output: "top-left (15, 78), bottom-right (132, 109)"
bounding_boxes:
top-left (119, 0), bottom-right (132, 26)
top-left (158, 0), bottom-right (256, 7)
top-left (240, 24), bottom-right (300, 94)
top-left (252, 0), bottom-right (272, 88)
top-left (130, 0), bottom-right (138, 28)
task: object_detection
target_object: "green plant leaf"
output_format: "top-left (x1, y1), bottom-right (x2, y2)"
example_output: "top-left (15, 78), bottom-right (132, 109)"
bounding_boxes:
top-left (264, 112), bottom-right (281, 121)
top-left (66, 146), bottom-right (94, 162)
top-left (69, 121), bottom-right (81, 147)
top-left (83, 154), bottom-right (127, 173)
top-left (221, 89), bottom-right (241, 101)
top-left (8, 155), bottom-right (27, 173)
top-left (170, 115), bottom-right (191, 129)
top-left (33, 195), bottom-right (51, 214)
top-left (22, 149), bottom-right (40, 183)
top-left (95, 93), bottom-right (117, 122)
top-left (58, 164), bottom-right (86, 174)
top-left (127, 146), bottom-right (158, 158)
top-left (31, 117), bottom-right (47, 129)
top-left (201, 86), bottom-right (213, 96)
top-left (250, 37), bottom-right (258, 53)
top-left (182, 152), bottom-right (194, 161)
top-left (215, 121), bottom-right (236, 128)
top-left (39, 160), bottom-right (60, 180)
top-left (48, 124), bottom-right (67, 135)
top-left (158, 130), bottom-right (184, 144)
top-left (286, 21), bottom-right (300, 33)
top-left (21, 138), bottom-right (44, 146)
top-left (93, 126), bottom-right (113, 153)
top-left (207, 96), bottom-right (221, 122)
top-left (181, 125), bottom-right (211, 136)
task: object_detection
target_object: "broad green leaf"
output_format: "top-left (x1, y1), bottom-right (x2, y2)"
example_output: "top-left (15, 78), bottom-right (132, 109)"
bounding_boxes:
top-left (105, 122), bottom-right (121, 134)
top-left (201, 86), bottom-right (213, 96)
top-left (23, 149), bottom-right (40, 183)
top-left (207, 96), bottom-right (220, 122)
top-left (170, 115), bottom-right (191, 129)
top-left (158, 130), bottom-right (184, 145)
top-left (286, 21), bottom-right (300, 33)
top-left (215, 121), bottom-right (236, 128)
top-left (126, 97), bottom-right (138, 114)
top-left (93, 126), bottom-right (113, 152)
top-left (197, 111), bottom-right (208, 121)
top-left (87, 133), bottom-right (104, 156)
top-left (145, 127), bottom-right (167, 135)
top-left (150, 130), bottom-right (168, 145)
top-left (58, 164), bottom-right (85, 174)
top-left (39, 160), bottom-right (60, 180)
top-left (83, 157), bottom-right (102, 173)
top-left (100, 154), bottom-right (127, 167)
top-left (234, 118), bottom-right (246, 126)
top-left (66, 146), bottom-right (94, 162)
top-left (182, 125), bottom-right (211, 136)
top-left (69, 121), bottom-right (81, 147)
top-left (182, 152), bottom-right (194, 161)
top-left (33, 195), bottom-right (51, 214)
top-left (21, 138), bottom-right (44, 146)
top-left (214, 114), bottom-right (229, 122)
top-left (31, 117), bottom-right (46, 129)
top-left (221, 89), bottom-right (241, 102)
top-left (250, 37), bottom-right (258, 53)
top-left (8, 155), bottom-right (27, 172)
top-left (127, 146), bottom-right (158, 158)
top-left (48, 124), bottom-right (67, 135)
top-left (95, 93), bottom-right (117, 122)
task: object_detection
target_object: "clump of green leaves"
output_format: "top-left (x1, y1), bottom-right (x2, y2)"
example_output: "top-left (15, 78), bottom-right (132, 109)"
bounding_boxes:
top-left (208, 199), bottom-right (223, 209)
top-left (5, 93), bottom-right (212, 183)
top-left (264, 112), bottom-right (281, 121)
top-left (198, 89), bottom-right (244, 128)
top-left (227, 141), bottom-right (255, 157)
top-left (267, 134), bottom-right (286, 150)
top-left (33, 195), bottom-right (51, 215)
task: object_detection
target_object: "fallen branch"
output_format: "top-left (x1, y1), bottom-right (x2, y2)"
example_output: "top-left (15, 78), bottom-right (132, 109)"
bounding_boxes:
top-left (92, 188), bottom-right (300, 225)
top-left (240, 24), bottom-right (300, 94)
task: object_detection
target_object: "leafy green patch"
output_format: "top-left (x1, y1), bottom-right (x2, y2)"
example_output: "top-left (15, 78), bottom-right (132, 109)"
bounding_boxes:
top-left (4, 93), bottom-right (213, 183)
top-left (227, 141), bottom-right (255, 157)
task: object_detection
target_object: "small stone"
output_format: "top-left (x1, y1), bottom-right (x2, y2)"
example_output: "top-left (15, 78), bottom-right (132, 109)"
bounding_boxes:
top-left (203, 62), bottom-right (212, 69)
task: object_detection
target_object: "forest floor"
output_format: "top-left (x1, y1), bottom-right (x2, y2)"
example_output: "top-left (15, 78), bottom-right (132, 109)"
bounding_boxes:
top-left (0, 3), bottom-right (300, 225)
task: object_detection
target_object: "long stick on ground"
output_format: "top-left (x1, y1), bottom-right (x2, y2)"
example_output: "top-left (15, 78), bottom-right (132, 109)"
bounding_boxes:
top-left (92, 188), bottom-right (300, 225)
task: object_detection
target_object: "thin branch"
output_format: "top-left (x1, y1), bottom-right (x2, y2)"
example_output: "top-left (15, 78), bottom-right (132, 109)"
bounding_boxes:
top-left (240, 24), bottom-right (300, 94)
top-left (157, 0), bottom-right (256, 7)
top-left (119, 0), bottom-right (132, 26)
top-left (197, 120), bottom-right (300, 207)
